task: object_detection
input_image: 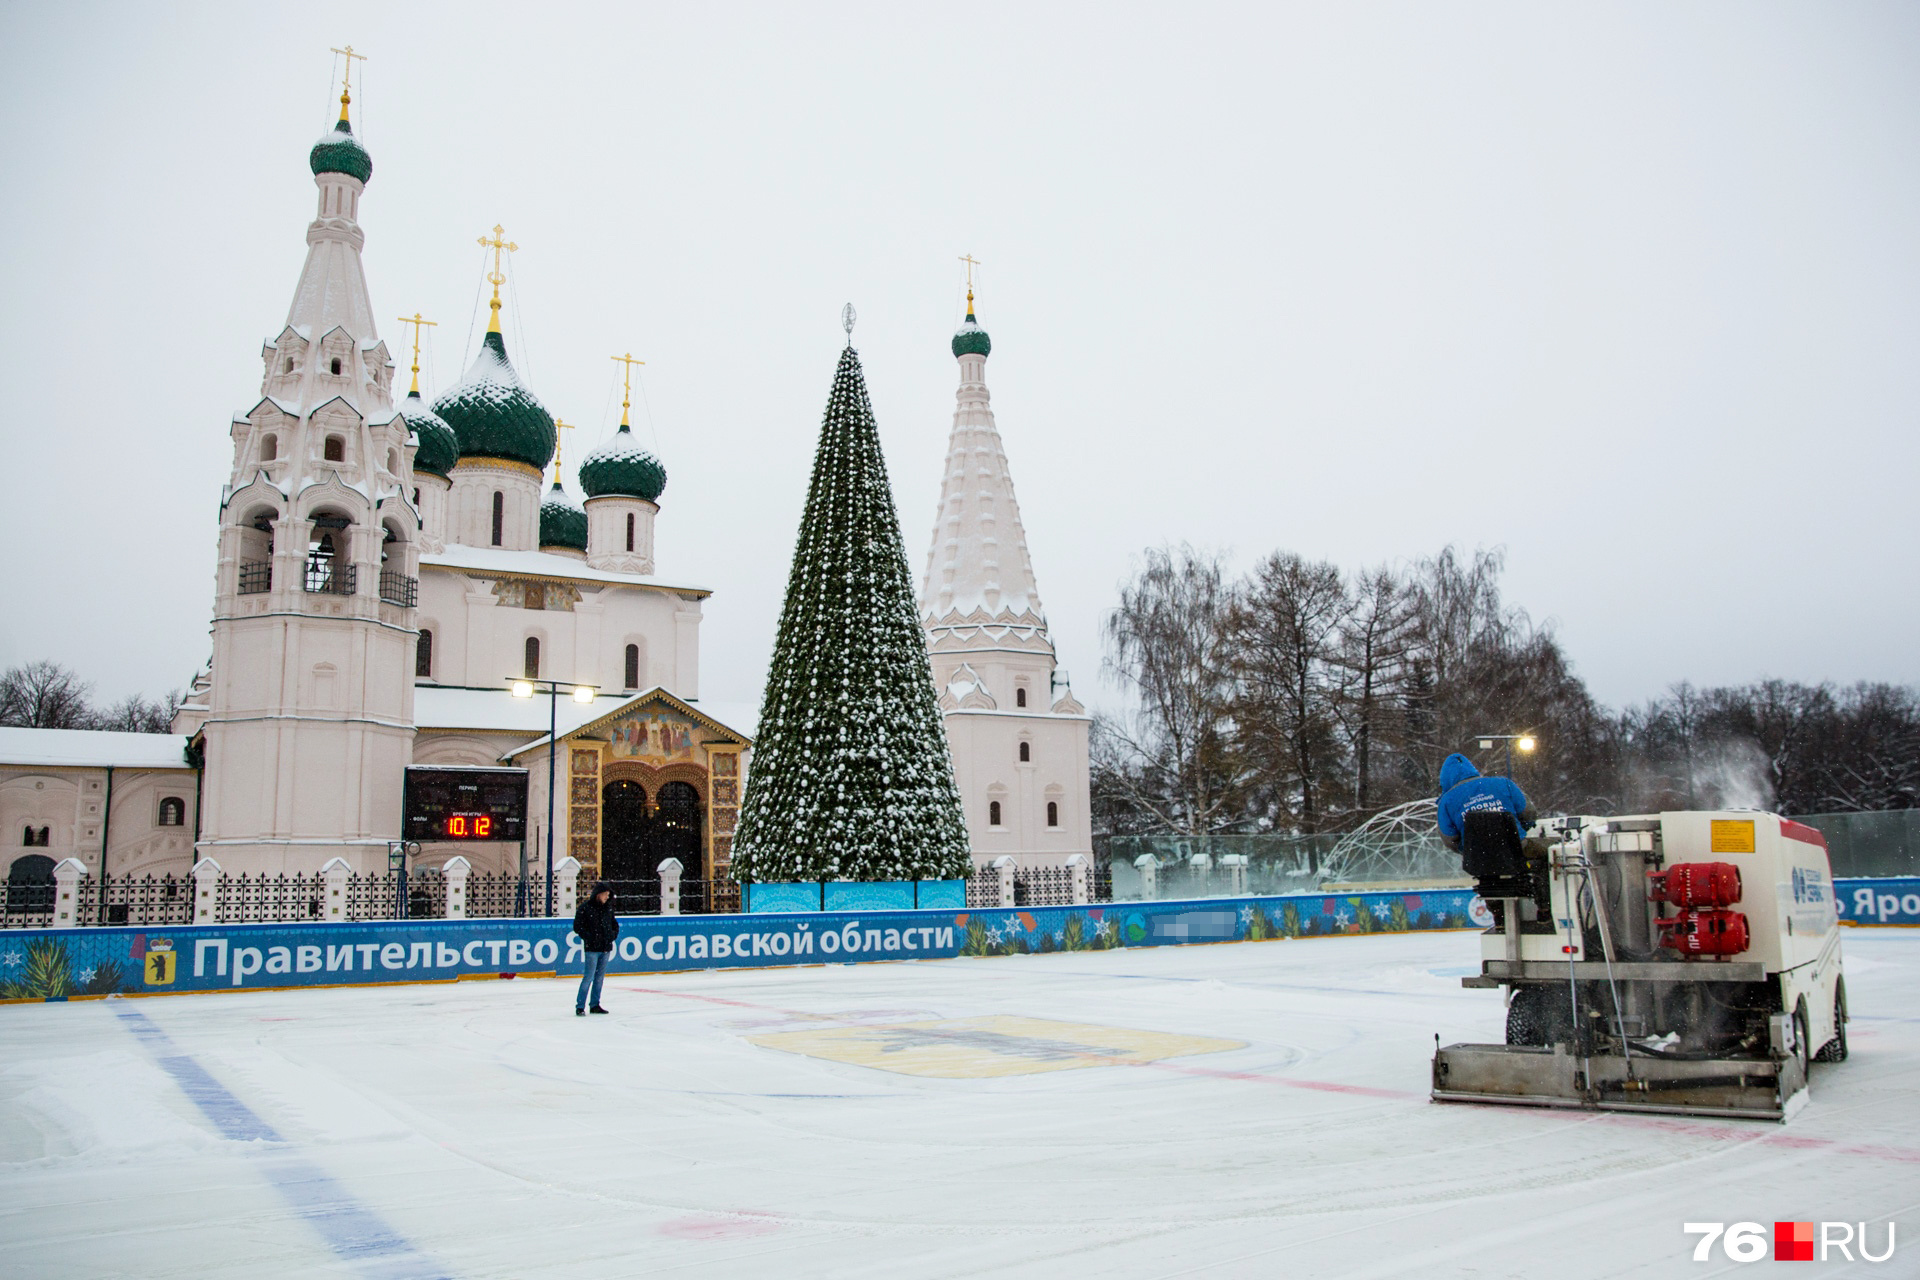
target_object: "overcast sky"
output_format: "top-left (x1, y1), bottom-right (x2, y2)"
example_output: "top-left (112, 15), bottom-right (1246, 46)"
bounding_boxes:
top-left (2, 2), bottom-right (1915, 718)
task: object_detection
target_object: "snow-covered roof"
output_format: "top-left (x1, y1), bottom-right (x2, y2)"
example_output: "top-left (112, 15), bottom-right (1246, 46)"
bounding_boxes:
top-left (0, 729), bottom-right (194, 770)
top-left (420, 544), bottom-right (710, 594)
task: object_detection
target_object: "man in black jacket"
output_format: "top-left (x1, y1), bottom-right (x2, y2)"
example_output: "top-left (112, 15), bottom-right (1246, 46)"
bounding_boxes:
top-left (573, 881), bottom-right (619, 1016)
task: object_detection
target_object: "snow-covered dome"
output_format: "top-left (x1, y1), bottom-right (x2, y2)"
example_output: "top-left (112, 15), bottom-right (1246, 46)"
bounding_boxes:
top-left (951, 304), bottom-right (990, 359)
top-left (398, 392), bottom-right (458, 479)
top-left (309, 118), bottom-right (373, 184)
top-left (432, 331), bottom-right (556, 473)
top-left (578, 424), bottom-right (667, 503)
top-left (540, 481), bottom-right (588, 551)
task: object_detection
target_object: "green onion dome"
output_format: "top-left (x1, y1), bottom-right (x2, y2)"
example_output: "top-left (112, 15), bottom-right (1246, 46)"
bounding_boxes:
top-left (578, 424), bottom-right (667, 503)
top-left (539, 481), bottom-right (589, 552)
top-left (398, 392), bottom-right (459, 479)
top-left (309, 118), bottom-right (373, 184)
top-left (431, 331), bottom-right (556, 473)
top-left (951, 307), bottom-right (991, 359)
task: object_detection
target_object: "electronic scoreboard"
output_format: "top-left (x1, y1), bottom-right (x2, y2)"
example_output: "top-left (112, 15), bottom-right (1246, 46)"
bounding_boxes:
top-left (402, 766), bottom-right (529, 843)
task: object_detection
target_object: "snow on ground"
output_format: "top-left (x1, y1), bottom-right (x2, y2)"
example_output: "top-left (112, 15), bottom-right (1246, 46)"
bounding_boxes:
top-left (2, 929), bottom-right (1917, 1279)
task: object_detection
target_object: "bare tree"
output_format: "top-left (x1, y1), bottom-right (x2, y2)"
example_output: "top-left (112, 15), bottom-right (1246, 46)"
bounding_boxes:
top-left (0, 661), bottom-right (95, 729)
top-left (1227, 552), bottom-right (1351, 833)
top-left (90, 691), bottom-right (186, 734)
top-left (1334, 565), bottom-right (1420, 814)
top-left (1102, 546), bottom-right (1252, 834)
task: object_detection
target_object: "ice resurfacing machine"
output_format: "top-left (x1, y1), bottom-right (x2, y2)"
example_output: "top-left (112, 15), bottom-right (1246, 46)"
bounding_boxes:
top-left (1431, 810), bottom-right (1846, 1120)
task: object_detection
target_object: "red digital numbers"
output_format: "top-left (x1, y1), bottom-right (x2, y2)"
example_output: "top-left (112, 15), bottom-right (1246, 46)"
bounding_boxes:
top-left (445, 813), bottom-right (493, 839)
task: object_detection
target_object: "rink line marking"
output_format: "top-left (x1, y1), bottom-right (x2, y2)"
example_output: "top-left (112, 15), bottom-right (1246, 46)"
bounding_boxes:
top-left (114, 1006), bottom-right (456, 1280)
top-left (626, 985), bottom-right (1418, 1096)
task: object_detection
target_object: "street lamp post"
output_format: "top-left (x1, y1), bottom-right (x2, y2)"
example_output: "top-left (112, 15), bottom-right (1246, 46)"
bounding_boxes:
top-left (1474, 732), bottom-right (1538, 779)
top-left (511, 676), bottom-right (599, 916)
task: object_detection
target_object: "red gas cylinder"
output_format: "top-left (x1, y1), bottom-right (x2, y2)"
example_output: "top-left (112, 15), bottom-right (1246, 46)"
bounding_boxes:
top-left (1648, 861), bottom-right (1743, 909)
top-left (1657, 909), bottom-right (1751, 956)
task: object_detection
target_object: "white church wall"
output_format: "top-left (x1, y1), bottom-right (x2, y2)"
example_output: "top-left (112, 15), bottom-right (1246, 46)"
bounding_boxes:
top-left (447, 461), bottom-right (543, 551)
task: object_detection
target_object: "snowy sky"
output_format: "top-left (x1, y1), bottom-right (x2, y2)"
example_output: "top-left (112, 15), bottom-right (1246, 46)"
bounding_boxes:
top-left (2, 3), bottom-right (1916, 716)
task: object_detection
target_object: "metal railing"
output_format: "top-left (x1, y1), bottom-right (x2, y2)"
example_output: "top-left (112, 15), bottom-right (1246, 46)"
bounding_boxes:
top-left (238, 560), bottom-right (272, 594)
top-left (378, 569), bottom-right (418, 607)
top-left (304, 561), bottom-right (356, 595)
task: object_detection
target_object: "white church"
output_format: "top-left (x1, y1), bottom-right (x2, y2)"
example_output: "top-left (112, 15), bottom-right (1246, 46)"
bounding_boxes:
top-left (0, 81), bottom-right (1089, 899)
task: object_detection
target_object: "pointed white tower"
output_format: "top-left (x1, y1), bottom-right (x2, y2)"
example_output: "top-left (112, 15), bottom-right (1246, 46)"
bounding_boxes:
top-left (920, 284), bottom-right (1090, 868)
top-left (195, 74), bottom-right (420, 874)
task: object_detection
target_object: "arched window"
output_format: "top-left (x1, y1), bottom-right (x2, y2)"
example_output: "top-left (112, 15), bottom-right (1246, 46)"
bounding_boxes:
top-left (524, 637), bottom-right (540, 680)
top-left (416, 629), bottom-right (433, 678)
top-left (1018, 741), bottom-right (1031, 763)
top-left (491, 491), bottom-right (505, 546)
top-left (625, 512), bottom-right (635, 552)
top-left (22, 827), bottom-right (50, 848)
top-left (624, 644), bottom-right (640, 689)
top-left (260, 434), bottom-right (277, 462)
top-left (283, 357), bottom-right (294, 374)
top-left (330, 356), bottom-right (343, 376)
top-left (988, 800), bottom-right (1002, 827)
top-left (324, 435), bottom-right (345, 462)
top-left (1016, 687), bottom-right (1027, 708)
top-left (1047, 801), bottom-right (1059, 827)
top-left (6, 854), bottom-right (55, 913)
top-left (158, 797), bottom-right (186, 827)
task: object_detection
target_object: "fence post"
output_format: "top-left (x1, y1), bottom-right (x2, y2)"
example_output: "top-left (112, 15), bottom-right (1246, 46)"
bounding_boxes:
top-left (443, 856), bottom-right (471, 919)
top-left (1220, 853), bottom-right (1247, 896)
top-left (320, 857), bottom-right (352, 923)
top-left (192, 857), bottom-right (222, 925)
top-left (992, 855), bottom-right (1016, 908)
top-left (1066, 853), bottom-right (1090, 905)
top-left (1134, 853), bottom-right (1159, 900)
top-left (51, 857), bottom-right (86, 927)
top-left (554, 856), bottom-right (581, 918)
top-left (657, 858), bottom-right (683, 915)
top-left (1188, 852), bottom-right (1212, 897)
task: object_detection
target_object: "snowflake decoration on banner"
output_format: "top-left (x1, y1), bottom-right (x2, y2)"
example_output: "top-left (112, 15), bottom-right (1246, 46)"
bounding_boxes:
top-left (1004, 916), bottom-right (1023, 935)
top-left (986, 926), bottom-right (1003, 945)
top-left (1239, 906), bottom-right (1254, 926)
top-left (1, 952), bottom-right (21, 968)
top-left (1372, 902), bottom-right (1393, 920)
top-left (1335, 910), bottom-right (1353, 928)
top-left (80, 967), bottom-right (96, 983)
top-left (1094, 920), bottom-right (1113, 939)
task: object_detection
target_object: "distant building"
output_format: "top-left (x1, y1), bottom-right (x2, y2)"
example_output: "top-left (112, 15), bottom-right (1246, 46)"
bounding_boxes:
top-left (919, 292), bottom-right (1091, 868)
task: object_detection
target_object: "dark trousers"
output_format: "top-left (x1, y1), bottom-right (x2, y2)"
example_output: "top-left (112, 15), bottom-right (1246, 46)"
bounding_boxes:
top-left (576, 949), bottom-right (610, 1010)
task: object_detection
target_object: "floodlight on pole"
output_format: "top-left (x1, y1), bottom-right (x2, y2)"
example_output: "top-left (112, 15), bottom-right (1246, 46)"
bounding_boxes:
top-left (511, 680), bottom-right (534, 699)
top-left (573, 685), bottom-right (595, 703)
top-left (503, 675), bottom-right (601, 916)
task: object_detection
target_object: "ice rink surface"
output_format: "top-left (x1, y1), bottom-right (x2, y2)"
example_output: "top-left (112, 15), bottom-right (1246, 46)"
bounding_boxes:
top-left (3, 928), bottom-right (1917, 1279)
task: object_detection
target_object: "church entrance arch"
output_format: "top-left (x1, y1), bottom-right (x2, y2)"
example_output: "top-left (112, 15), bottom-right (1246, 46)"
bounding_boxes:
top-left (598, 768), bottom-right (707, 913)
top-left (649, 781), bottom-right (703, 878)
top-left (600, 781), bottom-right (651, 910)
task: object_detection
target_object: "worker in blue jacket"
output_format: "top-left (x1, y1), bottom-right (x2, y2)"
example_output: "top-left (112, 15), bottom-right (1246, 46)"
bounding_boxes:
top-left (1436, 752), bottom-right (1536, 852)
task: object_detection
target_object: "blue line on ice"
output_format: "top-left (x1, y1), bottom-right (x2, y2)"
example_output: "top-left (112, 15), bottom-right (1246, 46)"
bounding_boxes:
top-left (115, 1005), bottom-right (454, 1280)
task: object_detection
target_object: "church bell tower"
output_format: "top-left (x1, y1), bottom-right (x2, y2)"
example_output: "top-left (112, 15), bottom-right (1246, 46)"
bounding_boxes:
top-left (195, 60), bottom-right (420, 873)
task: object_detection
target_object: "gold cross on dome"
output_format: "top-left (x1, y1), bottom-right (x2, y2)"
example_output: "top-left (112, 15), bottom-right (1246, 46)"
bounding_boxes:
top-left (330, 46), bottom-right (367, 121)
top-left (552, 417), bottom-right (575, 483)
top-left (610, 352), bottom-right (645, 427)
top-left (477, 225), bottom-right (518, 333)
top-left (958, 253), bottom-right (982, 311)
top-left (396, 312), bottom-right (436, 395)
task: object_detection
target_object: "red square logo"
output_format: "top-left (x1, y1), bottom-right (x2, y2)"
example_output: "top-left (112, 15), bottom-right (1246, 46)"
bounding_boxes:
top-left (1775, 1221), bottom-right (1815, 1261)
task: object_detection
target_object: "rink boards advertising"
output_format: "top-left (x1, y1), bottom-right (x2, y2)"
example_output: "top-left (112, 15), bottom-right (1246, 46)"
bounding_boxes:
top-left (0, 880), bottom-right (1910, 1002)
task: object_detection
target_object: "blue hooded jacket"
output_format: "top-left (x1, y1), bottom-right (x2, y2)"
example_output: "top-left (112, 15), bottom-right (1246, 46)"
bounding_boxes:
top-left (1436, 752), bottom-right (1531, 843)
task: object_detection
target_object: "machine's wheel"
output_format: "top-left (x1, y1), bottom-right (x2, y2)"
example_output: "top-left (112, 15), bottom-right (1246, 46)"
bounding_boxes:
top-left (1506, 987), bottom-right (1567, 1047)
top-left (1792, 997), bottom-right (1813, 1082)
top-left (1815, 978), bottom-right (1849, 1063)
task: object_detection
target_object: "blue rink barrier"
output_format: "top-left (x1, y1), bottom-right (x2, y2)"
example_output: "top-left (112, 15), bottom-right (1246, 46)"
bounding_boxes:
top-left (0, 887), bottom-right (1486, 1003)
top-left (1836, 877), bottom-right (1920, 926)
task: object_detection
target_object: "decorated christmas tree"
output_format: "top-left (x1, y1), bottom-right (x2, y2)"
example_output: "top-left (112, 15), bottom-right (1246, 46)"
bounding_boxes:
top-left (730, 343), bottom-right (971, 884)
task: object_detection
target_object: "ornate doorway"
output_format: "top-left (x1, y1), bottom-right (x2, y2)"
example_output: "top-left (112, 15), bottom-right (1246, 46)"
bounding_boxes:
top-left (600, 780), bottom-right (651, 912)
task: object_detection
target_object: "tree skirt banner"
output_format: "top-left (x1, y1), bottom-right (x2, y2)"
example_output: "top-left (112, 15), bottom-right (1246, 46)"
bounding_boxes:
top-left (0, 887), bottom-right (1502, 1003)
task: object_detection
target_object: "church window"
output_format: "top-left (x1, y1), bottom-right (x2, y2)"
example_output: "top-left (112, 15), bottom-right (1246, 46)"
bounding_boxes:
top-left (1015, 686), bottom-right (1027, 708)
top-left (412, 487), bottom-right (420, 504)
top-left (988, 801), bottom-right (1002, 827)
top-left (157, 798), bottom-right (186, 827)
top-left (524, 637), bottom-right (540, 680)
top-left (260, 435), bottom-right (277, 462)
top-left (625, 512), bottom-right (635, 552)
top-left (624, 644), bottom-right (640, 689)
top-left (1047, 801), bottom-right (1059, 827)
top-left (21, 827), bottom-right (50, 847)
top-left (491, 492), bottom-right (504, 546)
top-left (283, 357), bottom-right (294, 374)
top-left (330, 356), bottom-right (342, 376)
top-left (324, 435), bottom-right (345, 462)
top-left (1018, 741), bottom-right (1030, 763)
top-left (387, 449), bottom-right (399, 475)
top-left (416, 630), bottom-right (433, 679)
